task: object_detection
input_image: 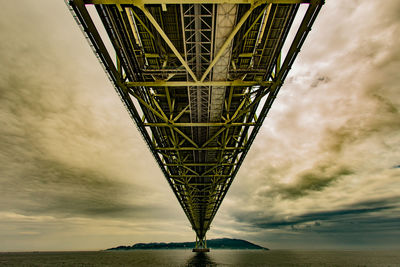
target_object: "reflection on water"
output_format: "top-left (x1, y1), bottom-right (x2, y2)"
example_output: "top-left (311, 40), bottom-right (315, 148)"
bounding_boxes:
top-left (186, 252), bottom-right (216, 267)
top-left (1, 250), bottom-right (400, 266)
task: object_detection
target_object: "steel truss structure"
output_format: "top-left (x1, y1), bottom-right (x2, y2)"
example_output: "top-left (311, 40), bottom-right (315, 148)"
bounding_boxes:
top-left (67, 0), bottom-right (323, 250)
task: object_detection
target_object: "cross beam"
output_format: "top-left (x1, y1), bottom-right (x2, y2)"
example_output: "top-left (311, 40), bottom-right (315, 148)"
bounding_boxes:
top-left (144, 122), bottom-right (256, 127)
top-left (84, 0), bottom-right (310, 4)
top-left (127, 81), bottom-right (272, 87)
top-left (156, 147), bottom-right (244, 151)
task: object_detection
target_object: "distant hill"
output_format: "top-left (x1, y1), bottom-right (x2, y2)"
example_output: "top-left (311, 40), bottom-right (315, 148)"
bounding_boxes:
top-left (107, 238), bottom-right (268, 250)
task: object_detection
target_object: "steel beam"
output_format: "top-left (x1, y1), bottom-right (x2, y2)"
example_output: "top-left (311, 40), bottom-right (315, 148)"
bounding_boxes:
top-left (156, 147), bottom-right (244, 151)
top-left (84, 0), bottom-right (310, 4)
top-left (126, 80), bottom-right (272, 87)
top-left (144, 122), bottom-right (256, 127)
top-left (166, 163), bottom-right (235, 166)
top-left (170, 175), bottom-right (230, 178)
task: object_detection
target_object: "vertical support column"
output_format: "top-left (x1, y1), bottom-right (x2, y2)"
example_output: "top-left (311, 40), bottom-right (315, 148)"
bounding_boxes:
top-left (193, 234), bottom-right (210, 252)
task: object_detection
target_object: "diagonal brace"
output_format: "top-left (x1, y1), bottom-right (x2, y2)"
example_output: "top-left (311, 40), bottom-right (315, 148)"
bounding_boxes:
top-left (137, 5), bottom-right (198, 82)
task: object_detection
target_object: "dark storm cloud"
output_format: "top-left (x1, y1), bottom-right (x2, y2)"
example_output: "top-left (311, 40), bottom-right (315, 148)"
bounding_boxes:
top-left (1, 158), bottom-right (153, 218)
top-left (321, 94), bottom-right (400, 155)
top-left (254, 207), bottom-right (394, 229)
top-left (232, 197), bottom-right (400, 233)
top-left (259, 163), bottom-right (354, 199)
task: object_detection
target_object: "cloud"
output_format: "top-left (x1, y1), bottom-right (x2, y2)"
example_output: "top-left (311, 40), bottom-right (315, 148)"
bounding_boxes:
top-left (259, 163), bottom-right (354, 199)
top-left (230, 197), bottom-right (400, 233)
top-left (1, 157), bottom-right (151, 218)
top-left (254, 206), bottom-right (395, 230)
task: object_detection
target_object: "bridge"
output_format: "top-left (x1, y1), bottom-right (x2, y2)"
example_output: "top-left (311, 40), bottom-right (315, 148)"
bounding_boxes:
top-left (66, 0), bottom-right (323, 252)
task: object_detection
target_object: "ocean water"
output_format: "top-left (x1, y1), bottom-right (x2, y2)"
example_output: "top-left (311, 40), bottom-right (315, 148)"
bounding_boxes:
top-left (0, 250), bottom-right (399, 266)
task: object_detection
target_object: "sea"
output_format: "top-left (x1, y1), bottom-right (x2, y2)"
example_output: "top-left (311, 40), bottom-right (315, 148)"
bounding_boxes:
top-left (0, 250), bottom-right (399, 266)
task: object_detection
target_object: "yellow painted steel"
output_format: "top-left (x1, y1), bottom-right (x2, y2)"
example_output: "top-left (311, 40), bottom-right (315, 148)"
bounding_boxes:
top-left (137, 5), bottom-right (198, 81)
top-left (143, 122), bottom-right (256, 127)
top-left (68, 0), bottom-right (324, 251)
top-left (84, 0), bottom-right (310, 4)
top-left (126, 80), bottom-right (272, 87)
top-left (156, 146), bottom-right (245, 150)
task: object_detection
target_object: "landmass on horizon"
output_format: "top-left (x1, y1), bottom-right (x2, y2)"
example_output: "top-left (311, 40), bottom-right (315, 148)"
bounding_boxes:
top-left (106, 238), bottom-right (268, 250)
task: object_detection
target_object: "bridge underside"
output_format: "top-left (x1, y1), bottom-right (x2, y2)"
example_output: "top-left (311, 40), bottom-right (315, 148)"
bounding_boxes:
top-left (67, 0), bottom-right (323, 247)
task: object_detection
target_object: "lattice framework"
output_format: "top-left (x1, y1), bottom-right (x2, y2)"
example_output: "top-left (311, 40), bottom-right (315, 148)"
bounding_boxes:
top-left (67, 0), bottom-right (324, 248)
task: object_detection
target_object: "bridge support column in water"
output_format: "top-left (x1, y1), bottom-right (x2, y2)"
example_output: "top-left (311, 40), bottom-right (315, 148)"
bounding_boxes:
top-left (193, 234), bottom-right (209, 252)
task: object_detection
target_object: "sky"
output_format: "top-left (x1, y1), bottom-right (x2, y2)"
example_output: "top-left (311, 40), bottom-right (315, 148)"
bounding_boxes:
top-left (0, 0), bottom-right (399, 251)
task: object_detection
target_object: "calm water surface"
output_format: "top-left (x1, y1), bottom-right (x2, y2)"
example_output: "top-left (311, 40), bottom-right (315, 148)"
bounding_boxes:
top-left (0, 250), bottom-right (399, 266)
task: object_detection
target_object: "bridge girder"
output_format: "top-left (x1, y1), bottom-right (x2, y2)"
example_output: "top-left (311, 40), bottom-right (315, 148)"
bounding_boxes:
top-left (67, 0), bottom-right (324, 245)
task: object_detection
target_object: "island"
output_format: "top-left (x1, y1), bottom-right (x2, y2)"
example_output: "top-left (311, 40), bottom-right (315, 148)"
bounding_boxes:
top-left (106, 238), bottom-right (269, 250)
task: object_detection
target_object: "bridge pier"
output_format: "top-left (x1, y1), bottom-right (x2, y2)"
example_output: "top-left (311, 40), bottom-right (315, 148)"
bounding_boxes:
top-left (192, 234), bottom-right (210, 252)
